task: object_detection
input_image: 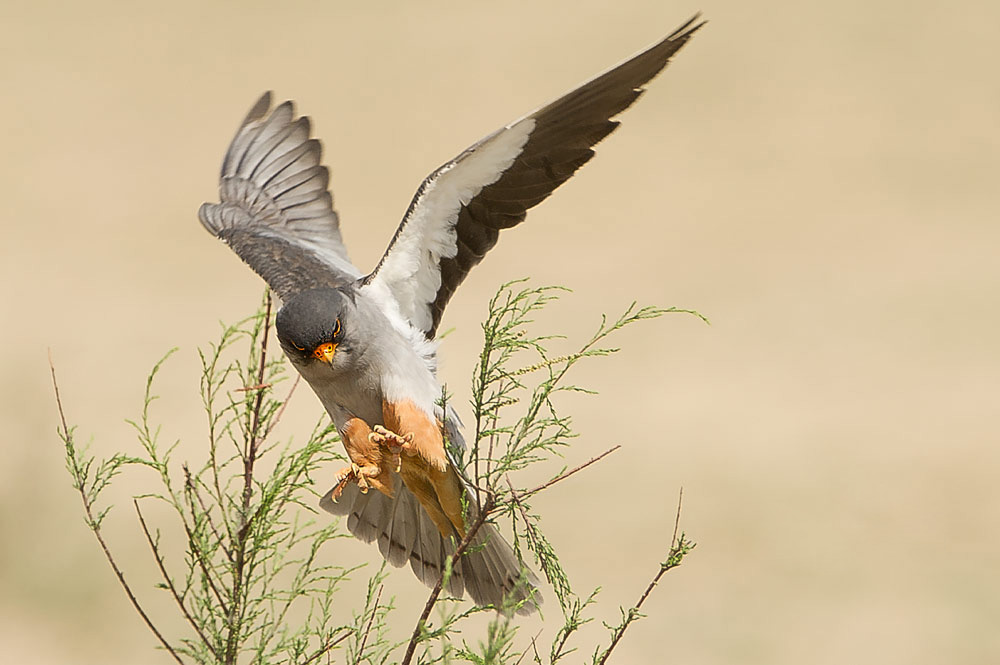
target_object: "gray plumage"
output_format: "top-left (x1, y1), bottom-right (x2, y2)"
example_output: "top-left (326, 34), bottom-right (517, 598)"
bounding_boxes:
top-left (278, 287), bottom-right (538, 611)
top-left (321, 482), bottom-right (531, 608)
top-left (198, 15), bottom-right (702, 614)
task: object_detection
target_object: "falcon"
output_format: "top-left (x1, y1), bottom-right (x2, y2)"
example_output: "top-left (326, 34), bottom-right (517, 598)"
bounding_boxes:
top-left (199, 16), bottom-right (702, 614)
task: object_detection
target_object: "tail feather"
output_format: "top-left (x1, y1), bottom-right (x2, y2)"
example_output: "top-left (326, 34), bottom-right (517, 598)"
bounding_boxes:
top-left (320, 480), bottom-right (539, 613)
top-left (345, 487), bottom-right (382, 542)
top-left (461, 521), bottom-right (540, 615)
top-left (411, 506), bottom-right (444, 587)
top-left (376, 490), bottom-right (410, 567)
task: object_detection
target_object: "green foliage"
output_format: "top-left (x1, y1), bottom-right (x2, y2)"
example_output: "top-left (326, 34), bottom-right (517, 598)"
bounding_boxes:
top-left (462, 280), bottom-right (703, 611)
top-left (52, 283), bottom-right (703, 664)
top-left (55, 296), bottom-right (376, 664)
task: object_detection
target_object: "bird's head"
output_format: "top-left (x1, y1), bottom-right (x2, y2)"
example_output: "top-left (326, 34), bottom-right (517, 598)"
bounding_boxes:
top-left (276, 288), bottom-right (355, 371)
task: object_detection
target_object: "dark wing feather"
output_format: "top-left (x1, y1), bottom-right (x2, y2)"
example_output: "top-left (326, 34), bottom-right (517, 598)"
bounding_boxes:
top-left (364, 16), bottom-right (704, 337)
top-left (199, 92), bottom-right (361, 300)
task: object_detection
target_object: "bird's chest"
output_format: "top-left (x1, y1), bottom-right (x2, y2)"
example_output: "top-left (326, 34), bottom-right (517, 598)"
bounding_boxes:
top-left (301, 369), bottom-right (385, 428)
top-left (290, 323), bottom-right (442, 434)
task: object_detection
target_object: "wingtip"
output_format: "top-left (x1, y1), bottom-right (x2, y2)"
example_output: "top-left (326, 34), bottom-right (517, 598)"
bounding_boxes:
top-left (669, 12), bottom-right (707, 41)
top-left (197, 201), bottom-right (217, 233)
top-left (243, 91), bottom-right (273, 125)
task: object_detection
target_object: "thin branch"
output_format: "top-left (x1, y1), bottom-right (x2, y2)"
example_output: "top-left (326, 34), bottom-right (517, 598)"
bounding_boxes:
top-left (300, 629), bottom-right (353, 665)
top-left (48, 352), bottom-right (185, 665)
top-left (596, 488), bottom-right (688, 665)
top-left (183, 466), bottom-right (227, 553)
top-left (486, 392), bottom-right (501, 485)
top-left (178, 514), bottom-right (232, 616)
top-left (183, 464), bottom-right (236, 578)
top-left (518, 445), bottom-right (621, 500)
top-left (203, 337), bottom-right (234, 542)
top-left (352, 585), bottom-right (384, 665)
top-left (400, 494), bottom-right (498, 665)
top-left (234, 383), bottom-right (273, 392)
top-left (258, 373), bottom-right (301, 443)
top-left (134, 499), bottom-right (224, 662)
top-left (514, 628), bottom-right (543, 665)
top-left (505, 477), bottom-right (542, 557)
top-left (244, 291), bottom-right (273, 478)
top-left (550, 623), bottom-right (573, 664)
top-left (632, 487), bottom-right (685, 610)
top-left (225, 292), bottom-right (273, 665)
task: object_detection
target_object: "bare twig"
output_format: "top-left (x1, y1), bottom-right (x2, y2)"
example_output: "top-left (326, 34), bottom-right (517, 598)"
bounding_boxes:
top-left (48, 352), bottom-right (185, 665)
top-left (203, 338), bottom-right (234, 542)
top-left (300, 629), bottom-right (354, 665)
top-left (596, 488), bottom-right (688, 665)
top-left (352, 585), bottom-right (384, 665)
top-left (514, 629), bottom-right (543, 665)
top-left (486, 394), bottom-right (500, 489)
top-left (505, 477), bottom-right (542, 556)
top-left (225, 292), bottom-right (273, 665)
top-left (400, 494), bottom-right (498, 665)
top-left (134, 499), bottom-right (223, 662)
top-left (234, 382), bottom-right (273, 392)
top-left (244, 292), bottom-right (273, 479)
top-left (518, 445), bottom-right (621, 500)
top-left (636, 488), bottom-right (685, 607)
top-left (259, 373), bottom-right (301, 443)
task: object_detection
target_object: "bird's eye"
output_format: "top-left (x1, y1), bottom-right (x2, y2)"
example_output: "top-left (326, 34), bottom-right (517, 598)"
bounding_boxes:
top-left (292, 341), bottom-right (306, 352)
top-left (332, 319), bottom-right (341, 339)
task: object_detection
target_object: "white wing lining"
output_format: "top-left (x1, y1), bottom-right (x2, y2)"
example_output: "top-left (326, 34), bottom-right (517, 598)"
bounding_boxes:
top-left (362, 119), bottom-right (536, 335)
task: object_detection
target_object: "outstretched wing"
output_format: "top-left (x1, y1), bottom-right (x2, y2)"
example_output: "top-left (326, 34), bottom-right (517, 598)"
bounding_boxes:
top-left (362, 16), bottom-right (703, 337)
top-left (199, 92), bottom-right (361, 300)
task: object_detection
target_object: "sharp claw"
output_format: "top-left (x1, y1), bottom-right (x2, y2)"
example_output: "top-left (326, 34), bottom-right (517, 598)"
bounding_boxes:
top-left (370, 425), bottom-right (415, 470)
top-left (331, 463), bottom-right (360, 501)
top-left (349, 463), bottom-right (366, 493)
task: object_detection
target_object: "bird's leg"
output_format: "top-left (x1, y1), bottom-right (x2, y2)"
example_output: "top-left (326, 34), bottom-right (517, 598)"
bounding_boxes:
top-left (330, 462), bottom-right (384, 499)
top-left (354, 464), bottom-right (383, 493)
top-left (381, 400), bottom-right (462, 535)
top-left (381, 400), bottom-right (449, 472)
top-left (329, 463), bottom-right (359, 501)
top-left (336, 417), bottom-right (395, 497)
top-left (369, 425), bottom-right (415, 472)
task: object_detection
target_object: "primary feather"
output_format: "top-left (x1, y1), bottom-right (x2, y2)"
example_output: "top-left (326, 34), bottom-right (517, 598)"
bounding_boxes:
top-left (365, 15), bottom-right (704, 338)
top-left (199, 93), bottom-right (361, 301)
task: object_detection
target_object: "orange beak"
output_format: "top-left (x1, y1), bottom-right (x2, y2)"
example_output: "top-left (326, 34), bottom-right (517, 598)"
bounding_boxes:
top-left (313, 342), bottom-right (337, 364)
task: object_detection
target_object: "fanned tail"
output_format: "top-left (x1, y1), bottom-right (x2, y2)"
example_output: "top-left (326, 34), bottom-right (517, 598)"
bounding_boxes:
top-left (320, 481), bottom-right (540, 613)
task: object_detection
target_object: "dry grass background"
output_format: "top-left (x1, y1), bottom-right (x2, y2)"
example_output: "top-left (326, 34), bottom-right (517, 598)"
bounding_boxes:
top-left (2, 0), bottom-right (998, 663)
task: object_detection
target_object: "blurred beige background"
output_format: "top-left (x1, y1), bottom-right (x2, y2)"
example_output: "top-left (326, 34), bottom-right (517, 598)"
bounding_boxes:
top-left (2, 0), bottom-right (998, 663)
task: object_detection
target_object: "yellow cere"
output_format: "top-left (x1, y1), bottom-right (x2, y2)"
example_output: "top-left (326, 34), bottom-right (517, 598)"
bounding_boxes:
top-left (313, 342), bottom-right (337, 363)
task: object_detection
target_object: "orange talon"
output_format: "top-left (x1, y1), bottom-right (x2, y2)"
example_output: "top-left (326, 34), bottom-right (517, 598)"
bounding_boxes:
top-left (369, 425), bottom-right (414, 472)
